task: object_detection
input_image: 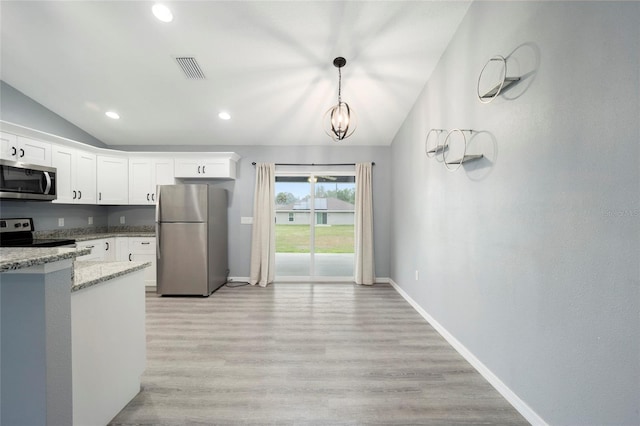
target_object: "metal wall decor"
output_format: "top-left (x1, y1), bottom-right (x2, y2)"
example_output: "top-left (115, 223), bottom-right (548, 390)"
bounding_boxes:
top-left (442, 129), bottom-right (483, 172)
top-left (477, 55), bottom-right (521, 103)
top-left (324, 57), bottom-right (357, 141)
top-left (425, 128), bottom-right (484, 172)
top-left (424, 129), bottom-right (447, 158)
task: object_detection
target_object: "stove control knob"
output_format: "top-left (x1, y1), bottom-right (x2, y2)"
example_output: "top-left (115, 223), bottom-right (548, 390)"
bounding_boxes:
top-left (0, 221), bottom-right (6, 228)
top-left (14, 223), bottom-right (22, 228)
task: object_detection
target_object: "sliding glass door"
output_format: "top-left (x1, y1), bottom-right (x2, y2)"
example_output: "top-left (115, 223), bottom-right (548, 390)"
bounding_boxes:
top-left (274, 173), bottom-right (355, 280)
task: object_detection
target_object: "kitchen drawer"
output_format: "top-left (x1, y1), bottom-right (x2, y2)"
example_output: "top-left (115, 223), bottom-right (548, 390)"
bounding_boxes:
top-left (129, 237), bottom-right (155, 254)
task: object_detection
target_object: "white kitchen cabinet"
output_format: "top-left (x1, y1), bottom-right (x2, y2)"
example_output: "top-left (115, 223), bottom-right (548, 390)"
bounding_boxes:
top-left (97, 155), bottom-right (128, 205)
top-left (52, 144), bottom-right (97, 204)
top-left (115, 237), bottom-right (129, 261)
top-left (1, 132), bottom-right (51, 166)
top-left (76, 238), bottom-right (115, 261)
top-left (174, 153), bottom-right (239, 179)
top-left (128, 157), bottom-right (174, 205)
top-left (127, 237), bottom-right (157, 289)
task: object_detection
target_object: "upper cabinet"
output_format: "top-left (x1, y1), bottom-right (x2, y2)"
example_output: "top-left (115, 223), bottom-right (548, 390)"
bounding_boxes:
top-left (1, 132), bottom-right (51, 166)
top-left (174, 153), bottom-right (240, 179)
top-left (97, 155), bottom-right (128, 205)
top-left (52, 144), bottom-right (97, 204)
top-left (128, 157), bottom-right (175, 205)
top-left (0, 122), bottom-right (241, 206)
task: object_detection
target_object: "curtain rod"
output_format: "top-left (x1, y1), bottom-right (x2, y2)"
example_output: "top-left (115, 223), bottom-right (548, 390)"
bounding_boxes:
top-left (251, 162), bottom-right (374, 166)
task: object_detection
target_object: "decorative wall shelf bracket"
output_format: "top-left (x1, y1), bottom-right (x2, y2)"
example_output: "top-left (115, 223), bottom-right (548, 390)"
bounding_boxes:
top-left (442, 129), bottom-right (483, 172)
top-left (477, 55), bottom-right (521, 103)
top-left (424, 129), bottom-right (448, 158)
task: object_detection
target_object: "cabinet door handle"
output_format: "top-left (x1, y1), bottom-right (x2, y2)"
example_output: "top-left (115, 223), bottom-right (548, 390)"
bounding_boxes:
top-left (19, 148), bottom-right (25, 158)
top-left (197, 166), bottom-right (201, 174)
top-left (141, 242), bottom-right (151, 245)
top-left (147, 193), bottom-right (150, 201)
top-left (129, 254), bottom-right (132, 261)
top-left (73, 190), bottom-right (77, 199)
top-left (11, 146), bottom-right (17, 156)
top-left (202, 165), bottom-right (205, 174)
top-left (78, 190), bottom-right (82, 199)
top-left (151, 193), bottom-right (155, 202)
top-left (86, 245), bottom-right (95, 249)
top-left (99, 192), bottom-right (102, 201)
top-left (105, 242), bottom-right (109, 251)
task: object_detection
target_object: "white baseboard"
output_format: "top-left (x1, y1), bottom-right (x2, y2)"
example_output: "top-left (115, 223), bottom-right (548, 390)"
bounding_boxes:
top-left (388, 279), bottom-right (547, 426)
top-left (228, 277), bottom-right (393, 284)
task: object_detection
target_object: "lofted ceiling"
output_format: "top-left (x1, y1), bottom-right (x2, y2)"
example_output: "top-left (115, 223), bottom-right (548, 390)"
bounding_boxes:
top-left (0, 1), bottom-right (471, 147)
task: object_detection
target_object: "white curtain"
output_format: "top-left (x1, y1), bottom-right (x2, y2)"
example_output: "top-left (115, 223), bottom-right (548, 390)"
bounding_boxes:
top-left (354, 162), bottom-right (375, 285)
top-left (249, 163), bottom-right (275, 287)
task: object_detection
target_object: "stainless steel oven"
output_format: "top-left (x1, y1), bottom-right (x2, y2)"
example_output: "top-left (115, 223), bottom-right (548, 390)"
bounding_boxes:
top-left (0, 159), bottom-right (57, 201)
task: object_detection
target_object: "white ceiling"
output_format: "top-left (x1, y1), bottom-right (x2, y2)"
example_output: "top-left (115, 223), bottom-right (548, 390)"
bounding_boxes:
top-left (0, 1), bottom-right (471, 147)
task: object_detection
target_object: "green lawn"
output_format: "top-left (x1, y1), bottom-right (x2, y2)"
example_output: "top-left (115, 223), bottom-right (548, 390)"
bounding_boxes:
top-left (276, 225), bottom-right (354, 253)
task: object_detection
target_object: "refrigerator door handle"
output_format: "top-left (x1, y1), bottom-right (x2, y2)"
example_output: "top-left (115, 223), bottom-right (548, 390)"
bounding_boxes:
top-left (156, 223), bottom-right (161, 260)
top-left (155, 187), bottom-right (161, 223)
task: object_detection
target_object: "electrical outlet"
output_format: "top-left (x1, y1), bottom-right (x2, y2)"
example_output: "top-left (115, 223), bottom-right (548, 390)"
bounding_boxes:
top-left (241, 216), bottom-right (253, 224)
top-left (58, 218), bottom-right (64, 227)
top-left (415, 270), bottom-right (419, 281)
top-left (88, 216), bottom-right (93, 225)
top-left (120, 216), bottom-right (125, 224)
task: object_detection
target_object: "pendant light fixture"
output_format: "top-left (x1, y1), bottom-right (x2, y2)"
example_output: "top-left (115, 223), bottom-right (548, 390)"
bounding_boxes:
top-left (324, 57), bottom-right (356, 141)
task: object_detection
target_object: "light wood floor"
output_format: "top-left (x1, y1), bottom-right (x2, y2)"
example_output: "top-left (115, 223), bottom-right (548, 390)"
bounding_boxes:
top-left (109, 283), bottom-right (529, 425)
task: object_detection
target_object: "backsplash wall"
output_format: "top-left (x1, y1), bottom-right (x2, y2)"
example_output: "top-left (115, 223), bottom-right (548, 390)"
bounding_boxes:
top-left (0, 201), bottom-right (108, 231)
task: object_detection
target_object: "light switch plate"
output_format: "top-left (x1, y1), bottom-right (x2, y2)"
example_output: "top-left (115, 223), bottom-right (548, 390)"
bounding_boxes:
top-left (58, 218), bottom-right (64, 227)
top-left (120, 216), bottom-right (125, 224)
top-left (88, 216), bottom-right (93, 225)
top-left (241, 216), bottom-right (253, 225)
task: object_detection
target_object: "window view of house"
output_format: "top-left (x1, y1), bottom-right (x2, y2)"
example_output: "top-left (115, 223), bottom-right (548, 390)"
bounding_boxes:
top-left (274, 174), bottom-right (355, 278)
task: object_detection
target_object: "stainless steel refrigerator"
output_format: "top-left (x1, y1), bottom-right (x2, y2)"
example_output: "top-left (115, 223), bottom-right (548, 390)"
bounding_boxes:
top-left (156, 184), bottom-right (228, 296)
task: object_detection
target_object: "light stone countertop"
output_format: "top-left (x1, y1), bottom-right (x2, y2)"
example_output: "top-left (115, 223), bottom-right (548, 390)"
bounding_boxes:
top-left (0, 247), bottom-right (91, 272)
top-left (34, 226), bottom-right (155, 242)
top-left (73, 232), bottom-right (155, 242)
top-left (72, 260), bottom-right (151, 292)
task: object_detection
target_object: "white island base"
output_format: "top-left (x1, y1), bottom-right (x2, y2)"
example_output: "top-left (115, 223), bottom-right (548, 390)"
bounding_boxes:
top-left (0, 248), bottom-right (148, 426)
top-left (71, 267), bottom-right (146, 426)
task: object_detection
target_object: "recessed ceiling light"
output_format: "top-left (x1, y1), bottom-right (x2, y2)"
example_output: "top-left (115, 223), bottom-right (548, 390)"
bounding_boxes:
top-left (218, 112), bottom-right (231, 120)
top-left (105, 111), bottom-right (120, 120)
top-left (152, 4), bottom-right (173, 23)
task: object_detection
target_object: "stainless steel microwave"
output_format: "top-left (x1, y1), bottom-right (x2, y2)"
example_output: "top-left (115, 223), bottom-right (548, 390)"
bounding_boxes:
top-left (0, 159), bottom-right (57, 201)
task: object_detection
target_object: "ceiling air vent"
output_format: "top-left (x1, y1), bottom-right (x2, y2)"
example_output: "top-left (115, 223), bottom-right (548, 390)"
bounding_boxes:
top-left (175, 57), bottom-right (206, 80)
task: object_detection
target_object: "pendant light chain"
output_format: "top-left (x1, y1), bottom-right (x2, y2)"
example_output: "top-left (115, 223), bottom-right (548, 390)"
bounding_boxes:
top-left (338, 66), bottom-right (342, 104)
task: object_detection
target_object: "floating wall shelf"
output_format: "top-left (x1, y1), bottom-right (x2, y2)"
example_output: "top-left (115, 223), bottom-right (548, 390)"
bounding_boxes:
top-left (424, 129), bottom-right (447, 158)
top-left (477, 55), bottom-right (521, 103)
top-left (442, 129), bottom-right (483, 172)
top-left (445, 154), bottom-right (484, 165)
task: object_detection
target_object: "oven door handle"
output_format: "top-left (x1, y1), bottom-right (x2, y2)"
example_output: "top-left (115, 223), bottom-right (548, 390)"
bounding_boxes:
top-left (43, 171), bottom-right (52, 195)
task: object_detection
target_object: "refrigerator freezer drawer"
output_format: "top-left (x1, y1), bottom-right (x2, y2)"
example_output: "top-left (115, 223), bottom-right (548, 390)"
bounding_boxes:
top-left (157, 222), bottom-right (209, 295)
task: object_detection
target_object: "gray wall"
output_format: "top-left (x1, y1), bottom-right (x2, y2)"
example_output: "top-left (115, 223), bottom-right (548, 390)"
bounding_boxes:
top-left (390, 2), bottom-right (639, 425)
top-left (0, 81), bottom-right (107, 148)
top-left (0, 201), bottom-right (108, 232)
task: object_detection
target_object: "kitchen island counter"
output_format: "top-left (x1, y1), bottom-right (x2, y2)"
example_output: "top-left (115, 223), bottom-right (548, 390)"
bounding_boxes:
top-left (73, 260), bottom-right (150, 292)
top-left (0, 246), bottom-right (90, 272)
